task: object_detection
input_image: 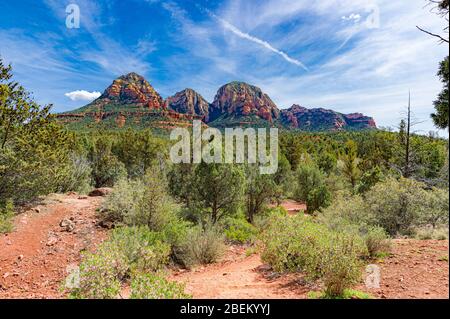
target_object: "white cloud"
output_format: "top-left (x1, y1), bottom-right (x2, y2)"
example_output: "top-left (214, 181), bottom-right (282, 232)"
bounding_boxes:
top-left (342, 13), bottom-right (361, 23)
top-left (206, 0), bottom-right (448, 134)
top-left (211, 13), bottom-right (308, 70)
top-left (44, 0), bottom-right (152, 76)
top-left (65, 90), bottom-right (101, 101)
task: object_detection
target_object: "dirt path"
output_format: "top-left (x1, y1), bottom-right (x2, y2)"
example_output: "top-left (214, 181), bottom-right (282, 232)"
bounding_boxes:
top-left (0, 193), bottom-right (107, 299)
top-left (1, 196), bottom-right (447, 299)
top-left (170, 246), bottom-right (313, 299)
top-left (359, 239), bottom-right (449, 299)
top-left (171, 240), bottom-right (449, 299)
top-left (269, 200), bottom-right (306, 215)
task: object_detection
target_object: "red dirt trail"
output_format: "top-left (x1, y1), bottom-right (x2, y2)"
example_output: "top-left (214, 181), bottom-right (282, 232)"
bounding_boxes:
top-left (171, 239), bottom-right (449, 299)
top-left (0, 194), bottom-right (107, 299)
top-left (0, 196), bottom-right (448, 299)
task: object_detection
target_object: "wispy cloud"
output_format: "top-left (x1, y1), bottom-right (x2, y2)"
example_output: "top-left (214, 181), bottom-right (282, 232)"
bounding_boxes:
top-left (1, 0), bottom-right (447, 134)
top-left (65, 90), bottom-right (101, 101)
top-left (44, 0), bottom-right (153, 76)
top-left (210, 13), bottom-right (308, 70)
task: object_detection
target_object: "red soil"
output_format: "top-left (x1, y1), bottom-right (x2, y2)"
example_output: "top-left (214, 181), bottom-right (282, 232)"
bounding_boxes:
top-left (170, 246), bottom-right (314, 299)
top-left (171, 239), bottom-right (449, 299)
top-left (358, 239), bottom-right (449, 299)
top-left (269, 200), bottom-right (306, 215)
top-left (0, 194), bottom-right (108, 299)
top-left (0, 196), bottom-right (447, 299)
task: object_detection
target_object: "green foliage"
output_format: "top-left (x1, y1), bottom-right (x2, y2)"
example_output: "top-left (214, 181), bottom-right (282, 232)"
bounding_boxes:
top-left (244, 164), bottom-right (276, 223)
top-left (318, 193), bottom-right (391, 258)
top-left (68, 243), bottom-right (128, 299)
top-left (101, 169), bottom-right (178, 230)
top-left (137, 169), bottom-right (178, 230)
top-left (260, 215), bottom-right (362, 297)
top-left (0, 199), bottom-right (14, 233)
top-left (362, 226), bottom-right (391, 258)
top-left (0, 58), bottom-right (74, 205)
top-left (108, 226), bottom-right (170, 274)
top-left (100, 178), bottom-right (144, 224)
top-left (295, 164), bottom-right (331, 213)
top-left (130, 272), bottom-right (191, 299)
top-left (365, 178), bottom-right (437, 236)
top-left (307, 184), bottom-right (331, 214)
top-left (320, 236), bottom-right (363, 297)
top-left (308, 289), bottom-right (372, 299)
top-left (112, 129), bottom-right (168, 178)
top-left (321, 178), bottom-right (449, 238)
top-left (357, 166), bottom-right (383, 194)
top-left (222, 217), bottom-right (258, 244)
top-left (58, 153), bottom-right (93, 194)
top-left (339, 140), bottom-right (361, 190)
top-left (279, 130), bottom-right (447, 189)
top-left (68, 226), bottom-right (172, 299)
top-left (432, 56), bottom-right (449, 129)
top-left (177, 224), bottom-right (225, 268)
top-left (194, 163), bottom-right (245, 223)
top-left (88, 137), bottom-right (127, 188)
top-left (253, 206), bottom-right (288, 231)
top-left (272, 153), bottom-right (293, 202)
top-left (418, 187), bottom-right (449, 228)
top-left (317, 152), bottom-right (337, 175)
top-left (414, 226), bottom-right (449, 240)
top-left (279, 133), bottom-right (305, 170)
top-left (168, 163), bottom-right (197, 214)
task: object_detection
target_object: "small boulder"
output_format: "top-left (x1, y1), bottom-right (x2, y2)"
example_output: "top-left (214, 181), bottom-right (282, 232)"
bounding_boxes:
top-left (97, 220), bottom-right (115, 229)
top-left (60, 219), bottom-right (75, 232)
top-left (88, 188), bottom-right (113, 197)
top-left (46, 236), bottom-right (58, 246)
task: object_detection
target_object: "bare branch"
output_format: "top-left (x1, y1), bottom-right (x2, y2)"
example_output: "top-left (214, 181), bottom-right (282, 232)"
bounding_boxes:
top-left (416, 25), bottom-right (449, 43)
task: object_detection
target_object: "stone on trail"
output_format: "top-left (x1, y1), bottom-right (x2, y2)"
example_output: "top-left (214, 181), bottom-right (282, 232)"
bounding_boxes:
top-left (88, 188), bottom-right (112, 197)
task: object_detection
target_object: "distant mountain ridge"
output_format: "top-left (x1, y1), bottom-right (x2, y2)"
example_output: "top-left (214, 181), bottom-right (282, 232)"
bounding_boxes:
top-left (56, 72), bottom-right (377, 131)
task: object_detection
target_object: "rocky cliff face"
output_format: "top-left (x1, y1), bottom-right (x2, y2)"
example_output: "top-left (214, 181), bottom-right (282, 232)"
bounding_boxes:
top-left (166, 88), bottom-right (210, 120)
top-left (57, 74), bottom-right (377, 132)
top-left (208, 82), bottom-right (280, 123)
top-left (99, 72), bottom-right (164, 109)
top-left (281, 104), bottom-right (376, 131)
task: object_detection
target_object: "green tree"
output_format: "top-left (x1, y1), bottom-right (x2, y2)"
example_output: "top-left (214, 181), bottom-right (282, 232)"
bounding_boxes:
top-left (295, 164), bottom-right (330, 213)
top-left (357, 166), bottom-right (383, 194)
top-left (193, 163), bottom-right (245, 223)
top-left (340, 140), bottom-right (361, 190)
top-left (307, 184), bottom-right (331, 213)
top-left (317, 151), bottom-right (337, 175)
top-left (280, 134), bottom-right (304, 170)
top-left (432, 56), bottom-right (449, 129)
top-left (168, 163), bottom-right (197, 211)
top-left (113, 129), bottom-right (167, 178)
top-left (272, 153), bottom-right (293, 204)
top-left (88, 137), bottom-right (127, 187)
top-left (245, 164), bottom-right (276, 223)
top-left (0, 58), bottom-right (72, 205)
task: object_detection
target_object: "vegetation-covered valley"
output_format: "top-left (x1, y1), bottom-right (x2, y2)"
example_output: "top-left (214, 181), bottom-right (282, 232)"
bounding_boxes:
top-left (1, 51), bottom-right (449, 299)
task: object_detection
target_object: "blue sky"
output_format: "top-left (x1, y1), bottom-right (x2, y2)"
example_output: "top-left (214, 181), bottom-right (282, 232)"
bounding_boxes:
top-left (0, 0), bottom-right (448, 134)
